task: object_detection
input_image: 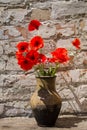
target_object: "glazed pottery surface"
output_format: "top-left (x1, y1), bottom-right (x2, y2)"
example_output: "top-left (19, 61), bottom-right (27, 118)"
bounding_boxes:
top-left (30, 76), bottom-right (62, 127)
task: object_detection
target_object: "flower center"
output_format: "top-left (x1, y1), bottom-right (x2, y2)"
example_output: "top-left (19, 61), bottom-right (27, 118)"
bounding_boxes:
top-left (21, 46), bottom-right (25, 51)
top-left (35, 41), bottom-right (39, 46)
top-left (30, 55), bottom-right (35, 60)
top-left (24, 60), bottom-right (28, 64)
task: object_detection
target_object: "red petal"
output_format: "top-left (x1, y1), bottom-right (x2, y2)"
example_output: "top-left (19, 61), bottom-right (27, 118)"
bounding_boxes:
top-left (28, 20), bottom-right (41, 31)
top-left (26, 50), bottom-right (39, 64)
top-left (29, 36), bottom-right (44, 51)
top-left (16, 41), bottom-right (29, 52)
top-left (18, 57), bottom-right (33, 71)
top-left (72, 38), bottom-right (80, 49)
top-left (51, 48), bottom-right (70, 63)
top-left (38, 54), bottom-right (47, 63)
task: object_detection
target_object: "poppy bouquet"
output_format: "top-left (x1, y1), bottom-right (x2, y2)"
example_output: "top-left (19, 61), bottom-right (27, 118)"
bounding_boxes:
top-left (16, 20), bottom-right (81, 76)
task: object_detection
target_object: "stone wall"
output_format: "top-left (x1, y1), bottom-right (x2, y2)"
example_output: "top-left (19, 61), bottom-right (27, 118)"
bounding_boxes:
top-left (0, 0), bottom-right (87, 117)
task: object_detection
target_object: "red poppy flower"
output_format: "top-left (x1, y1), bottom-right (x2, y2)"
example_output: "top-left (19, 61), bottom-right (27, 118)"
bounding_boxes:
top-left (29, 36), bottom-right (44, 51)
top-left (38, 54), bottom-right (47, 63)
top-left (26, 50), bottom-right (39, 65)
top-left (48, 58), bottom-right (56, 63)
top-left (51, 48), bottom-right (70, 63)
top-left (16, 50), bottom-right (29, 60)
top-left (28, 19), bottom-right (41, 31)
top-left (16, 51), bottom-right (23, 60)
top-left (72, 38), bottom-right (80, 49)
top-left (16, 42), bottom-right (29, 52)
top-left (18, 57), bottom-right (33, 71)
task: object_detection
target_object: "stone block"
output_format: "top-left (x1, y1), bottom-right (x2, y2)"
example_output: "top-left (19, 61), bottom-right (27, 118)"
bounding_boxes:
top-left (56, 69), bottom-right (87, 85)
top-left (51, 1), bottom-right (87, 19)
top-left (75, 85), bottom-right (87, 99)
top-left (6, 57), bottom-right (19, 70)
top-left (59, 88), bottom-right (75, 100)
top-left (61, 100), bottom-right (81, 114)
top-left (5, 107), bottom-right (32, 117)
top-left (30, 9), bottom-right (51, 21)
top-left (5, 108), bottom-right (24, 117)
top-left (1, 9), bottom-right (29, 25)
top-left (5, 101), bottom-right (30, 109)
top-left (80, 98), bottom-right (87, 112)
top-left (0, 59), bottom-right (5, 70)
top-left (29, 23), bottom-right (56, 39)
top-left (0, 45), bottom-right (3, 56)
top-left (0, 104), bottom-right (4, 116)
top-left (0, 0), bottom-right (24, 4)
top-left (0, 74), bottom-right (35, 102)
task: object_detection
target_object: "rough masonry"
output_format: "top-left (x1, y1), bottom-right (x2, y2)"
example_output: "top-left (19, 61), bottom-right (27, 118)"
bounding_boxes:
top-left (0, 0), bottom-right (87, 117)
